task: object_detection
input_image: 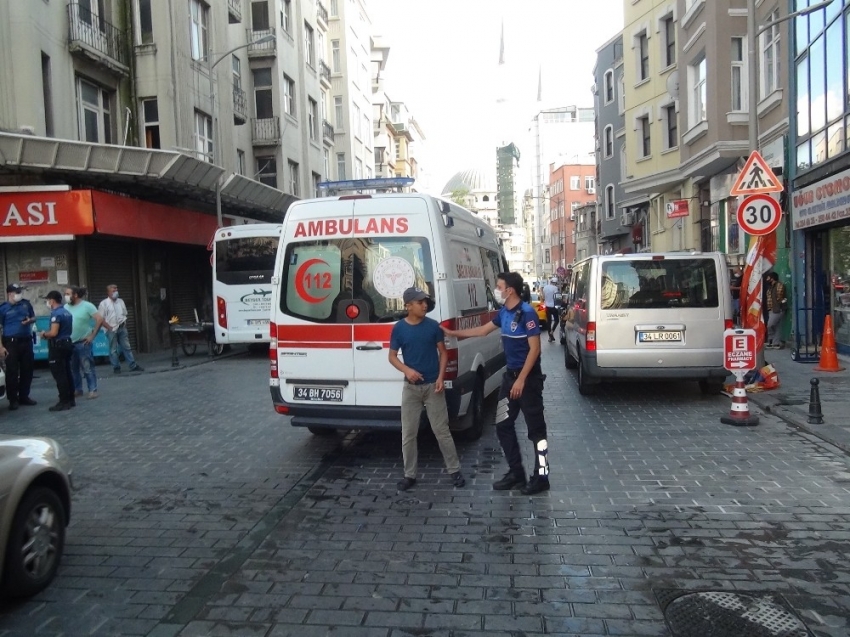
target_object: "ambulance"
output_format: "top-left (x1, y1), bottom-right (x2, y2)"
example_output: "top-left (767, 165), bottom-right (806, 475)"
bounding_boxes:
top-left (269, 184), bottom-right (508, 440)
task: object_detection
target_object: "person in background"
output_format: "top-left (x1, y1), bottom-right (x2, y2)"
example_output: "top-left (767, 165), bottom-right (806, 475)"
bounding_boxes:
top-left (64, 286), bottom-right (104, 399)
top-left (541, 276), bottom-right (560, 343)
top-left (98, 284), bottom-right (144, 374)
top-left (40, 291), bottom-right (75, 412)
top-left (521, 283), bottom-right (532, 304)
top-left (388, 287), bottom-right (465, 491)
top-left (0, 283), bottom-right (38, 410)
top-left (730, 266), bottom-right (743, 326)
top-left (443, 271), bottom-right (551, 495)
top-left (765, 272), bottom-right (787, 349)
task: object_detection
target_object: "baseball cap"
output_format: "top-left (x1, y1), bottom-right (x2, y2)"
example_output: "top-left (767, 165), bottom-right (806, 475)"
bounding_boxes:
top-left (44, 290), bottom-right (63, 303)
top-left (550, 276), bottom-right (558, 283)
top-left (403, 287), bottom-right (430, 304)
top-left (6, 283), bottom-right (26, 293)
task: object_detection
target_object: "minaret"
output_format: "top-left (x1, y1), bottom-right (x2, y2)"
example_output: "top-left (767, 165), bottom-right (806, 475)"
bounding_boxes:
top-left (537, 64), bottom-right (543, 104)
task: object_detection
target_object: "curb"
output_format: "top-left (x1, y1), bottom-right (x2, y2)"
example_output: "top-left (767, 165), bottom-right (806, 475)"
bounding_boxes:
top-left (122, 348), bottom-right (249, 376)
top-left (747, 391), bottom-right (850, 454)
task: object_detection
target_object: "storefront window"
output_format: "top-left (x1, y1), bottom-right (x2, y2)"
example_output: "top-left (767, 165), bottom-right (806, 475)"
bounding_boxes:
top-left (831, 227), bottom-right (850, 348)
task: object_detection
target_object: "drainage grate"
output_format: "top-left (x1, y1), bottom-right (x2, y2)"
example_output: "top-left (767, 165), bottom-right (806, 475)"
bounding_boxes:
top-left (657, 590), bottom-right (811, 637)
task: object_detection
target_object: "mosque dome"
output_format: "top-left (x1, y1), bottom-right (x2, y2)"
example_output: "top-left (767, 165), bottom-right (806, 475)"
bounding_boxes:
top-left (441, 168), bottom-right (495, 195)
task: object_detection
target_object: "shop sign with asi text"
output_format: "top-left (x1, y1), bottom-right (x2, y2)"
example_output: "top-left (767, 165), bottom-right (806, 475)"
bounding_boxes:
top-left (791, 165), bottom-right (850, 230)
top-left (0, 190), bottom-right (95, 239)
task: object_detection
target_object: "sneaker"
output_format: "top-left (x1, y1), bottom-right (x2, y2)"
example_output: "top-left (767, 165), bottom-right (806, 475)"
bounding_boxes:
top-left (130, 364), bottom-right (144, 372)
top-left (450, 472), bottom-right (465, 487)
top-left (113, 367), bottom-right (121, 373)
top-left (493, 470), bottom-right (526, 491)
top-left (397, 477), bottom-right (416, 491)
top-left (521, 475), bottom-right (551, 495)
top-left (74, 390), bottom-right (84, 397)
top-left (48, 402), bottom-right (71, 412)
top-left (8, 401), bottom-right (19, 411)
top-left (87, 391), bottom-right (98, 399)
top-left (18, 397), bottom-right (37, 406)
top-left (548, 334), bottom-right (555, 342)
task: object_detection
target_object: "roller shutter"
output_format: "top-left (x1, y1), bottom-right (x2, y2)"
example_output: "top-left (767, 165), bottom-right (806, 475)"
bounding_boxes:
top-left (168, 246), bottom-right (211, 323)
top-left (85, 239), bottom-right (139, 349)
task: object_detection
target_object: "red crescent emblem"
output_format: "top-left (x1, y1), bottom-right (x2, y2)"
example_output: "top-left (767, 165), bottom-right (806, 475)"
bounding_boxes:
top-left (294, 258), bottom-right (331, 304)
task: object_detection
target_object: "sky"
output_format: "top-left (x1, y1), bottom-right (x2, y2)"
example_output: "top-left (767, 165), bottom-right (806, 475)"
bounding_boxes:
top-left (368, 0), bottom-right (625, 195)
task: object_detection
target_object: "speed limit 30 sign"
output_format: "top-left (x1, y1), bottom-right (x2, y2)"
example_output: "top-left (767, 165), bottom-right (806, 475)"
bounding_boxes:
top-left (736, 194), bottom-right (782, 236)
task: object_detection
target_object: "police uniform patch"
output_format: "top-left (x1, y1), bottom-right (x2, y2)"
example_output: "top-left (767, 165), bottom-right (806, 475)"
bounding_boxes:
top-left (526, 320), bottom-right (536, 329)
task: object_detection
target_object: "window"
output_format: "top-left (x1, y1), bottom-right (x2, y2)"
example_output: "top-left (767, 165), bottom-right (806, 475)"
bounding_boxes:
top-left (194, 110), bottom-right (213, 161)
top-left (141, 98), bottom-right (160, 148)
top-left (600, 259), bottom-right (719, 309)
top-left (355, 157), bottom-right (363, 179)
top-left (662, 15), bottom-right (675, 67)
top-left (639, 116), bottom-right (651, 157)
top-left (232, 55), bottom-right (241, 90)
top-left (309, 98), bottom-right (318, 142)
top-left (605, 185), bottom-right (615, 220)
top-left (304, 22), bottom-right (314, 67)
top-left (638, 32), bottom-right (649, 81)
top-left (353, 103), bottom-right (361, 139)
top-left (603, 124), bottom-right (613, 158)
top-left (585, 176), bottom-right (595, 192)
top-left (288, 160), bottom-right (299, 195)
top-left (282, 0), bottom-right (291, 33)
top-left (334, 96), bottom-right (343, 129)
top-left (251, 1), bottom-right (269, 29)
top-left (323, 148), bottom-right (330, 176)
top-left (257, 156), bottom-right (276, 188)
top-left (617, 74), bottom-right (626, 114)
top-left (236, 149), bottom-right (245, 175)
top-left (283, 75), bottom-right (295, 117)
top-left (690, 56), bottom-right (707, 126)
top-left (731, 37), bottom-right (746, 110)
top-left (620, 144), bottom-right (627, 178)
top-left (76, 77), bottom-right (112, 143)
top-left (336, 152), bottom-right (346, 180)
top-left (331, 40), bottom-right (340, 72)
top-left (330, 0), bottom-right (338, 16)
top-left (41, 53), bottom-right (53, 137)
top-left (663, 104), bottom-right (678, 149)
top-left (761, 9), bottom-right (780, 97)
top-left (545, 249), bottom-right (550, 264)
top-left (135, 0), bottom-right (153, 44)
top-left (604, 69), bottom-right (614, 104)
top-left (362, 113), bottom-right (369, 144)
top-left (570, 176), bottom-right (580, 190)
top-left (189, 0), bottom-right (208, 61)
top-left (253, 68), bottom-right (273, 119)
top-left (313, 172), bottom-right (322, 197)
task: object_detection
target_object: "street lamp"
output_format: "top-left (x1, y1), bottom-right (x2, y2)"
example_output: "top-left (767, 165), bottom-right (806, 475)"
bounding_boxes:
top-left (207, 33), bottom-right (275, 227)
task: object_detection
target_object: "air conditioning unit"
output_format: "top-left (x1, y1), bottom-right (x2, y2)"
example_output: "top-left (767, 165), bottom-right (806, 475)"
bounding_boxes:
top-left (570, 212), bottom-right (576, 221)
top-left (587, 185), bottom-right (595, 194)
top-left (621, 211), bottom-right (635, 226)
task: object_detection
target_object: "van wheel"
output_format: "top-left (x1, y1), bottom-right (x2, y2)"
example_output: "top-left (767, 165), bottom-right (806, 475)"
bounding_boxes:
top-left (576, 354), bottom-right (597, 396)
top-left (699, 380), bottom-right (723, 395)
top-left (564, 342), bottom-right (577, 369)
top-left (459, 377), bottom-right (485, 442)
top-left (307, 426), bottom-right (336, 436)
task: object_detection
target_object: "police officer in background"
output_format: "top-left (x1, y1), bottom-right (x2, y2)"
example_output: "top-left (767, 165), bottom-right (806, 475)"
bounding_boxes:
top-left (443, 271), bottom-right (551, 495)
top-left (40, 291), bottom-right (75, 412)
top-left (0, 283), bottom-right (38, 410)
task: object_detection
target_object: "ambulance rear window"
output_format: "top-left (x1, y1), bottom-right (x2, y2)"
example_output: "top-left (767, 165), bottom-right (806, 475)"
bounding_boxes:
top-left (281, 237), bottom-right (434, 323)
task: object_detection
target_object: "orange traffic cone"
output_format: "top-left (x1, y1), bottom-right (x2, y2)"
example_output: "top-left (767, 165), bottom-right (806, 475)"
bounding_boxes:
top-left (814, 315), bottom-right (845, 372)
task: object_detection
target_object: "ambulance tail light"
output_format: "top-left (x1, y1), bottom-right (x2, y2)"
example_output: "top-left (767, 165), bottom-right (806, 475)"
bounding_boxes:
top-left (724, 319), bottom-right (734, 330)
top-left (216, 296), bottom-right (227, 329)
top-left (269, 322), bottom-right (278, 379)
top-left (586, 321), bottom-right (597, 352)
top-left (440, 318), bottom-right (459, 380)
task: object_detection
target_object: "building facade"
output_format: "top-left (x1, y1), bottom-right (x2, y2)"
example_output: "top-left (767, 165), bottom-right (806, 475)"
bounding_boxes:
top-left (547, 161), bottom-right (597, 270)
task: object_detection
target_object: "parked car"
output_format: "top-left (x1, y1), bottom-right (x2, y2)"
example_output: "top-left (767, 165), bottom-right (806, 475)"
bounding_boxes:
top-left (0, 436), bottom-right (72, 597)
top-left (529, 292), bottom-right (548, 330)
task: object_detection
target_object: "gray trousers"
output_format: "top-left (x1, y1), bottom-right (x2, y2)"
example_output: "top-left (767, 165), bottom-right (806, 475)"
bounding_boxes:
top-left (400, 382), bottom-right (461, 479)
top-left (767, 310), bottom-right (784, 345)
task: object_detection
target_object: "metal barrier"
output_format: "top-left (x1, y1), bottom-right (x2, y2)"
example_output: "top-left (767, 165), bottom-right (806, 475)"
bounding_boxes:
top-left (791, 306), bottom-right (824, 363)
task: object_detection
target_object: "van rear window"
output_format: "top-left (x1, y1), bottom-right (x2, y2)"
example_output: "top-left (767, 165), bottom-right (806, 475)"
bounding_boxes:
top-left (281, 237), bottom-right (434, 323)
top-left (600, 259), bottom-right (719, 309)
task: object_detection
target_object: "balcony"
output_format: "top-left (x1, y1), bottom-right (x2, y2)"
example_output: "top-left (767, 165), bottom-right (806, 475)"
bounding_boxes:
top-left (252, 116), bottom-right (280, 146)
top-left (319, 60), bottom-right (331, 87)
top-left (316, 1), bottom-right (328, 27)
top-left (227, 0), bottom-right (241, 23)
top-left (233, 86), bottom-right (247, 124)
top-left (67, 3), bottom-right (129, 75)
top-left (247, 28), bottom-right (276, 57)
top-left (322, 119), bottom-right (335, 145)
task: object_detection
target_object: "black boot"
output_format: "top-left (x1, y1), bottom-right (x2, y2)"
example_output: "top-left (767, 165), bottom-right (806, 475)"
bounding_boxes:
top-left (493, 470), bottom-right (526, 490)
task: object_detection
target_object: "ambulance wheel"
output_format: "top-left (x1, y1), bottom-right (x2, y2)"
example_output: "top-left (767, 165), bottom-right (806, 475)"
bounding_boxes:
top-left (460, 377), bottom-right (485, 442)
top-left (307, 426), bottom-right (336, 436)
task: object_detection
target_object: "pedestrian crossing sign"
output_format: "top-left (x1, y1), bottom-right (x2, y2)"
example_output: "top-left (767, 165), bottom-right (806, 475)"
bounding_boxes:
top-left (730, 151), bottom-right (783, 196)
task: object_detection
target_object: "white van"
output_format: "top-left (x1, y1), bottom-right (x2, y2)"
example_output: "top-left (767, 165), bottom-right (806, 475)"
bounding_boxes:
top-left (562, 252), bottom-right (732, 395)
top-left (269, 192), bottom-right (508, 439)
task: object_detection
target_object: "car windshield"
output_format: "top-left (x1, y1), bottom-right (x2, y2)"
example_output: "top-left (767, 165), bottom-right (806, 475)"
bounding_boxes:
top-left (600, 258), bottom-right (719, 309)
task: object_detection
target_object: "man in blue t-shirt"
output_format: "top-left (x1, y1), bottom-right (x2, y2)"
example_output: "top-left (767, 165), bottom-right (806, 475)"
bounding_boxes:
top-left (0, 283), bottom-right (38, 409)
top-left (40, 291), bottom-right (75, 411)
top-left (444, 271), bottom-right (550, 495)
top-left (389, 287), bottom-right (464, 491)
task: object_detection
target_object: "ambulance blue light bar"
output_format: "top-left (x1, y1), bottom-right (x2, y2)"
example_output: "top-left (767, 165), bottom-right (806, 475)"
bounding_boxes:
top-left (317, 177), bottom-right (414, 192)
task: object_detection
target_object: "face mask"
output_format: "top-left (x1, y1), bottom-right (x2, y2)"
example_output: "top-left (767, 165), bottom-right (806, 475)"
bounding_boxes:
top-left (493, 289), bottom-right (505, 305)
top-left (45, 301), bottom-right (52, 309)
top-left (63, 295), bottom-right (72, 304)
top-left (9, 293), bottom-right (21, 303)
top-left (111, 291), bottom-right (119, 300)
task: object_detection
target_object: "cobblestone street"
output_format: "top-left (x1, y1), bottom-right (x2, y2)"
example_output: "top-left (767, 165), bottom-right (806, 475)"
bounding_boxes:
top-left (1, 345), bottom-right (850, 636)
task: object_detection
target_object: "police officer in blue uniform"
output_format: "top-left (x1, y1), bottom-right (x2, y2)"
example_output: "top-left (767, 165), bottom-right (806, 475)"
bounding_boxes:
top-left (0, 283), bottom-right (38, 410)
top-left (444, 271), bottom-right (550, 495)
top-left (40, 291), bottom-right (75, 412)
